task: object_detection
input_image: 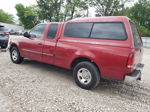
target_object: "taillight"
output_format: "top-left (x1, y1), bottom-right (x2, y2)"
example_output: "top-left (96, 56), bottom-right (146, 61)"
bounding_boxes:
top-left (126, 53), bottom-right (135, 73)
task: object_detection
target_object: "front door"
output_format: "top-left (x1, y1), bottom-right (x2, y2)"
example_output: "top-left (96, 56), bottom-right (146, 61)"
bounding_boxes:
top-left (42, 23), bottom-right (59, 64)
top-left (21, 24), bottom-right (46, 61)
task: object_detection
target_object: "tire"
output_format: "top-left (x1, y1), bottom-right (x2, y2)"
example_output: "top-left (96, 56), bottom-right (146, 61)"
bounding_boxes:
top-left (73, 61), bottom-right (100, 90)
top-left (10, 47), bottom-right (24, 64)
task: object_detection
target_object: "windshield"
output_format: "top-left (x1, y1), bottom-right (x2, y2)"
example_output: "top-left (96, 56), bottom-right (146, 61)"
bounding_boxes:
top-left (130, 22), bottom-right (142, 48)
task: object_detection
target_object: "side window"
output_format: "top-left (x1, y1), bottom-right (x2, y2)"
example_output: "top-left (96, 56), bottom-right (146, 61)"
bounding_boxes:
top-left (90, 23), bottom-right (127, 40)
top-left (64, 23), bottom-right (93, 38)
top-left (130, 22), bottom-right (142, 47)
top-left (47, 24), bottom-right (58, 39)
top-left (30, 24), bottom-right (46, 38)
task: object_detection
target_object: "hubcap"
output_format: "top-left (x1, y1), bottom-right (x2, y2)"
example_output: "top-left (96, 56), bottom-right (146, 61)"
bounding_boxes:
top-left (12, 50), bottom-right (18, 61)
top-left (77, 68), bottom-right (92, 85)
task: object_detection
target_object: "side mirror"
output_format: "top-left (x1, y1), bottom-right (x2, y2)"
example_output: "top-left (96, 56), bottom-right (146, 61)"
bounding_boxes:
top-left (23, 32), bottom-right (31, 38)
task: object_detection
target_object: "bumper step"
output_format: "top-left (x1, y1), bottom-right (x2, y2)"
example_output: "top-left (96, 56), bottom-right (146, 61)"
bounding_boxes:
top-left (125, 70), bottom-right (142, 82)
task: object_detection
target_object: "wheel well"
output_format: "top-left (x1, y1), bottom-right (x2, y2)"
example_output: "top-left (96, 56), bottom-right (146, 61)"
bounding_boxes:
top-left (71, 57), bottom-right (100, 73)
top-left (10, 44), bottom-right (18, 51)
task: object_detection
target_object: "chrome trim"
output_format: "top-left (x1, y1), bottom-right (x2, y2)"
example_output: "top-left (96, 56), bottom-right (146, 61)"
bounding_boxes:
top-left (23, 49), bottom-right (41, 54)
top-left (42, 53), bottom-right (54, 57)
top-left (127, 65), bottom-right (134, 69)
top-left (127, 64), bottom-right (144, 69)
top-left (77, 68), bottom-right (92, 85)
top-left (23, 49), bottom-right (54, 57)
top-left (125, 70), bottom-right (141, 82)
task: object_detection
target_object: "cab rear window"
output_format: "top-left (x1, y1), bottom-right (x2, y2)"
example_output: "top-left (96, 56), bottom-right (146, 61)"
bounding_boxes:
top-left (64, 22), bottom-right (127, 40)
top-left (47, 24), bottom-right (58, 39)
top-left (64, 23), bottom-right (93, 38)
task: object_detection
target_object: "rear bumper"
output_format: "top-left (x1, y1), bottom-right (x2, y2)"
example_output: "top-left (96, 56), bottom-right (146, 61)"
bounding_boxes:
top-left (124, 64), bottom-right (144, 82)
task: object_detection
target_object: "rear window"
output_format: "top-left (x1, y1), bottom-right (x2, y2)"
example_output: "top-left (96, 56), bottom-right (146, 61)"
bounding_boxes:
top-left (64, 22), bottom-right (126, 40)
top-left (91, 23), bottom-right (127, 40)
top-left (130, 22), bottom-right (142, 47)
top-left (47, 24), bottom-right (58, 39)
top-left (64, 23), bottom-right (93, 38)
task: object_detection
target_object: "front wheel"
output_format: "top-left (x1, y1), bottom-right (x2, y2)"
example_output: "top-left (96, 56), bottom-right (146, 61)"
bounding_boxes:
top-left (10, 47), bottom-right (24, 64)
top-left (73, 61), bottom-right (100, 90)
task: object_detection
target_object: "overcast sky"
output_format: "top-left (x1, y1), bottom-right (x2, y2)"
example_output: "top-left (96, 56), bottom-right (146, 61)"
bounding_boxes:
top-left (0, 0), bottom-right (37, 18)
top-left (0, 0), bottom-right (138, 20)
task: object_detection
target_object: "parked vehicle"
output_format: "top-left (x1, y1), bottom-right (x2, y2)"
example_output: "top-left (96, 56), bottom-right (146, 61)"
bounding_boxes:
top-left (0, 26), bottom-right (9, 49)
top-left (16, 30), bottom-right (25, 35)
top-left (9, 16), bottom-right (144, 89)
top-left (0, 25), bottom-right (9, 35)
top-left (0, 35), bottom-right (9, 49)
top-left (8, 29), bottom-right (17, 35)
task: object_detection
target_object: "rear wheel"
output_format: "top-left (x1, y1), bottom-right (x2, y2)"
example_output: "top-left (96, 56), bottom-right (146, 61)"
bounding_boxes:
top-left (73, 61), bottom-right (100, 90)
top-left (10, 47), bottom-right (24, 64)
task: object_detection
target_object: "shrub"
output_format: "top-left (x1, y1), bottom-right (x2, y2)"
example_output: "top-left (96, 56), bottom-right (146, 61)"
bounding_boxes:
top-left (138, 26), bottom-right (150, 37)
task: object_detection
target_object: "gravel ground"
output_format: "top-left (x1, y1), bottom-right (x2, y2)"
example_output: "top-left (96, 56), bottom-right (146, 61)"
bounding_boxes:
top-left (0, 48), bottom-right (150, 112)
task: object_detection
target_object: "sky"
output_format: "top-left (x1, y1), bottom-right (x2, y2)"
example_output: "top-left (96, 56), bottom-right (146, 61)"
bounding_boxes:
top-left (0, 0), bottom-right (37, 18)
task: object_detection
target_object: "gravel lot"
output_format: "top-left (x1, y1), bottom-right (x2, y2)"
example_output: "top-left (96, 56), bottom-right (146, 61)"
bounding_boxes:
top-left (0, 48), bottom-right (150, 112)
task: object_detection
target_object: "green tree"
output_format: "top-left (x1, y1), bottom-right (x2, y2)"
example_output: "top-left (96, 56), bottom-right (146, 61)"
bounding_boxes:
top-left (65, 0), bottom-right (88, 20)
top-left (125, 0), bottom-right (150, 36)
top-left (90, 0), bottom-right (120, 16)
top-left (36, 0), bottom-right (63, 22)
top-left (37, 0), bottom-right (88, 22)
top-left (127, 0), bottom-right (150, 29)
top-left (15, 4), bottom-right (40, 29)
top-left (138, 25), bottom-right (150, 37)
top-left (120, 0), bottom-right (132, 15)
top-left (0, 9), bottom-right (14, 24)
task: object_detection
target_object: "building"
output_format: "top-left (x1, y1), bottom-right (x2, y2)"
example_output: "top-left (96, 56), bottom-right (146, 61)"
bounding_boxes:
top-left (0, 22), bottom-right (24, 31)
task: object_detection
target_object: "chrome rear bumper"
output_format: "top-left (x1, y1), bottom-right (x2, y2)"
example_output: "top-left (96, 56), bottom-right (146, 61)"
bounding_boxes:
top-left (125, 70), bottom-right (141, 82)
top-left (125, 64), bottom-right (144, 82)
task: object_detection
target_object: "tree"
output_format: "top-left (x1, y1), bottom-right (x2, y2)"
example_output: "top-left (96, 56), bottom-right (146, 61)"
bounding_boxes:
top-left (65, 0), bottom-right (88, 19)
top-left (90, 0), bottom-right (120, 16)
top-left (37, 0), bottom-right (89, 22)
top-left (128, 0), bottom-right (150, 28)
top-left (15, 4), bottom-right (40, 29)
top-left (36, 0), bottom-right (63, 22)
top-left (0, 9), bottom-right (14, 24)
top-left (120, 0), bottom-right (132, 15)
top-left (126, 0), bottom-right (150, 36)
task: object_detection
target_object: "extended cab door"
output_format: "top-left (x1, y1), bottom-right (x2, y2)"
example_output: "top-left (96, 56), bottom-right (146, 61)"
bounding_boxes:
top-left (42, 23), bottom-right (60, 64)
top-left (21, 24), bottom-right (46, 61)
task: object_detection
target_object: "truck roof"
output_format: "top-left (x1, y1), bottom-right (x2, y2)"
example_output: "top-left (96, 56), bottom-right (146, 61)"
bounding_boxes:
top-left (67, 16), bottom-right (130, 23)
top-left (39, 16), bottom-right (130, 25)
top-left (41, 22), bottom-right (64, 25)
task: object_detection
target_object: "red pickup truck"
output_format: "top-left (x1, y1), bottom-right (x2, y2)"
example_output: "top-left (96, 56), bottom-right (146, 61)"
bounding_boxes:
top-left (9, 16), bottom-right (144, 89)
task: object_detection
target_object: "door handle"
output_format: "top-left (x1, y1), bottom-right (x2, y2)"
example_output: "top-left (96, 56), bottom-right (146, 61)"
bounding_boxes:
top-left (38, 43), bottom-right (43, 45)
